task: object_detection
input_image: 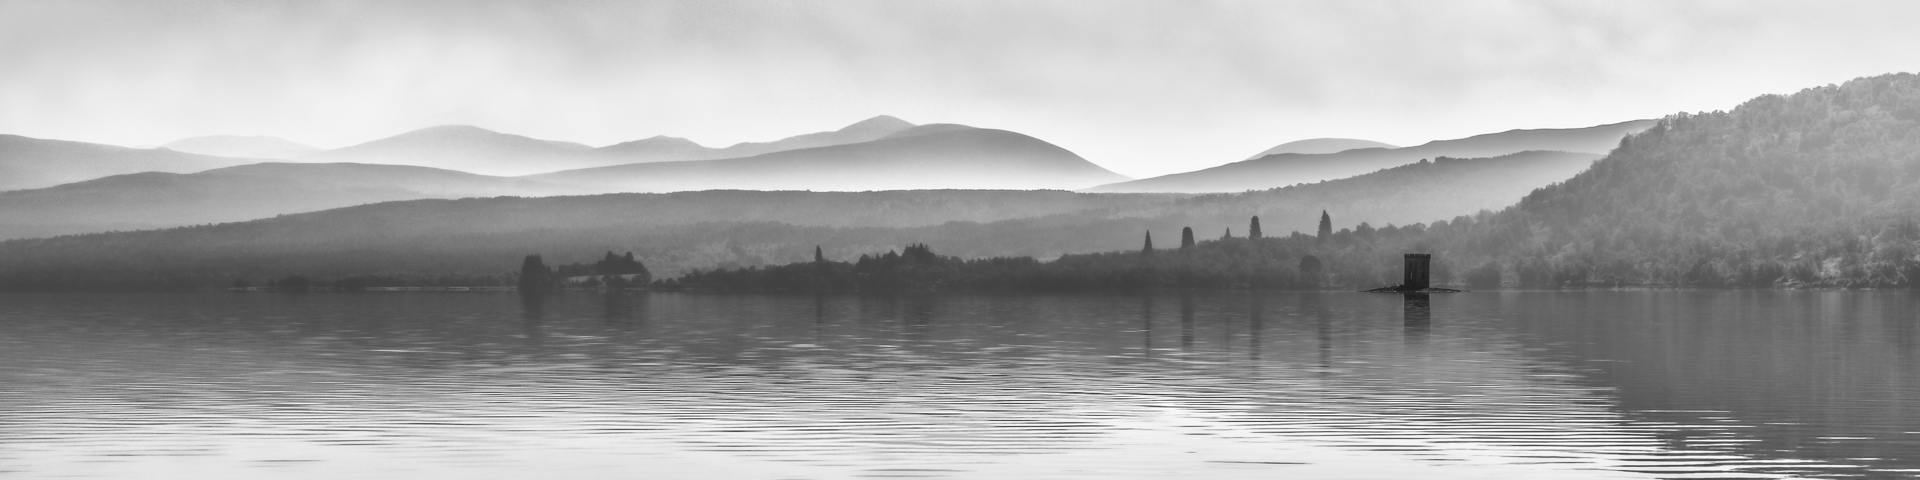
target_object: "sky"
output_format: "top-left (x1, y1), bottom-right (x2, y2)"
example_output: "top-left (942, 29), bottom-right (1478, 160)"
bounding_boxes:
top-left (3, 0), bottom-right (1919, 178)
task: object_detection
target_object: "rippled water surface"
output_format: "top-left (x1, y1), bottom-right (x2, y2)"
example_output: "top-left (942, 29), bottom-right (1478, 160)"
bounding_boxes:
top-left (2, 291), bottom-right (1917, 479)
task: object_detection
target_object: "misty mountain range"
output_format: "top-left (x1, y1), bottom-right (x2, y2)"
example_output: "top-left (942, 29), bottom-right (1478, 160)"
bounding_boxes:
top-left (0, 149), bottom-right (1602, 288)
top-left (6, 72), bottom-right (1907, 291)
top-left (24, 69), bottom-right (1917, 292)
top-left (0, 111), bottom-right (1658, 239)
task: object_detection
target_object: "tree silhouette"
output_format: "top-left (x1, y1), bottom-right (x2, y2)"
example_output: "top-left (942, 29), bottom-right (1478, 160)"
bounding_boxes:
top-left (518, 255), bottom-right (552, 293)
top-left (814, 245), bottom-right (825, 263)
top-left (1222, 227), bottom-right (1231, 240)
top-left (1141, 231), bottom-right (1154, 255)
top-left (1249, 216), bottom-right (1263, 239)
top-left (1181, 227), bottom-right (1195, 249)
top-left (1316, 210), bottom-right (1332, 244)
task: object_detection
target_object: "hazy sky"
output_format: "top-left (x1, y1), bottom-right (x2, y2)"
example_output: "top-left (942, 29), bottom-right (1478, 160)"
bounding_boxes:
top-left (4, 0), bottom-right (1918, 177)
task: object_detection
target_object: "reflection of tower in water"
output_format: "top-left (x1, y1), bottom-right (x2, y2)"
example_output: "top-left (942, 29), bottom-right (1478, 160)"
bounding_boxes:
top-left (1403, 293), bottom-right (1431, 344)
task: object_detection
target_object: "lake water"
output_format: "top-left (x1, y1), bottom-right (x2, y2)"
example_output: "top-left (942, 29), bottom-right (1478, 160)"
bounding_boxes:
top-left (1, 291), bottom-right (1917, 479)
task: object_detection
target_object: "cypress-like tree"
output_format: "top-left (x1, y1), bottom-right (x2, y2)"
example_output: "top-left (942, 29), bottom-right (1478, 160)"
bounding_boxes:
top-left (1222, 228), bottom-right (1232, 240)
top-left (814, 245), bottom-right (826, 263)
top-left (1141, 231), bottom-right (1154, 255)
top-left (1249, 216), bottom-right (1263, 239)
top-left (1180, 227), bottom-right (1195, 249)
top-left (1316, 210), bottom-right (1333, 244)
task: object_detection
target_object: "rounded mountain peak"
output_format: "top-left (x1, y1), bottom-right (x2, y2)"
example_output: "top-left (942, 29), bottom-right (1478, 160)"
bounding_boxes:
top-left (839, 115), bottom-right (916, 133)
top-left (1246, 138), bottom-right (1397, 160)
top-left (398, 125), bottom-right (510, 139)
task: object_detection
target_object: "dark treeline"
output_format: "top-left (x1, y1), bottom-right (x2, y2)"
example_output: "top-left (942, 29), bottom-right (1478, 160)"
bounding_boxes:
top-left (521, 251), bottom-right (654, 292)
top-left (667, 217), bottom-right (1433, 292)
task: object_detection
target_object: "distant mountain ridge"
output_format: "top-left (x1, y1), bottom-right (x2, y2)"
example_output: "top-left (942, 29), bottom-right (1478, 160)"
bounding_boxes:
top-left (0, 117), bottom-right (1124, 239)
top-left (160, 135), bottom-right (322, 159)
top-left (1244, 138), bottom-right (1396, 159)
top-left (533, 124), bottom-right (1132, 192)
top-left (0, 162), bottom-right (580, 239)
top-left (0, 135), bottom-right (264, 191)
top-left (306, 116), bottom-right (921, 176)
top-left (707, 115), bottom-right (917, 158)
top-left (1088, 119), bottom-right (1656, 193)
top-left (296, 125), bottom-right (598, 176)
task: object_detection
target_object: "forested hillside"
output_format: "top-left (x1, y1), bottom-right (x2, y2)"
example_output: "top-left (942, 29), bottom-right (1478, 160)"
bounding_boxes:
top-left (1417, 73), bottom-right (1920, 287)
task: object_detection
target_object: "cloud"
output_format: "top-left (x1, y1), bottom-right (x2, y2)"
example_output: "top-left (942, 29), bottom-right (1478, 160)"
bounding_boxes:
top-left (3, 0), bottom-right (1919, 177)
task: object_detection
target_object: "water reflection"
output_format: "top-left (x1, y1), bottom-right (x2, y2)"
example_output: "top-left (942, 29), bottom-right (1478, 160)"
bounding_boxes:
top-left (0, 291), bottom-right (1914, 479)
top-left (1140, 294), bottom-right (1154, 357)
top-left (1179, 293), bottom-right (1195, 351)
top-left (1247, 294), bottom-right (1264, 361)
top-left (1402, 293), bottom-right (1430, 343)
top-left (1309, 293), bottom-right (1332, 370)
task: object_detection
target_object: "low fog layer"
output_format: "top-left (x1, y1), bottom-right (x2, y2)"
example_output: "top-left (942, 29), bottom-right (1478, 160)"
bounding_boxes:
top-left (160, 136), bottom-right (322, 159)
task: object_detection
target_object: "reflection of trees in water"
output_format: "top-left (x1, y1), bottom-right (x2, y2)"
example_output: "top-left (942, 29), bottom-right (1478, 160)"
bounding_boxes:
top-left (518, 292), bottom-right (547, 349)
top-left (1306, 293), bottom-right (1331, 371)
top-left (1140, 295), bottom-right (1154, 358)
top-left (901, 294), bottom-right (937, 342)
top-left (813, 294), bottom-right (828, 344)
top-left (1246, 293), bottom-right (1264, 361)
top-left (601, 291), bottom-right (632, 324)
top-left (1179, 293), bottom-right (1194, 352)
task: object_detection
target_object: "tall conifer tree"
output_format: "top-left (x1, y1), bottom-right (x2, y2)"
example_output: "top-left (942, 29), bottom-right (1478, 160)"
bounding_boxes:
top-left (1142, 232), bottom-right (1154, 255)
top-left (1180, 227), bottom-right (1195, 249)
top-left (1249, 216), bottom-right (1263, 239)
top-left (1316, 210), bottom-right (1333, 244)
